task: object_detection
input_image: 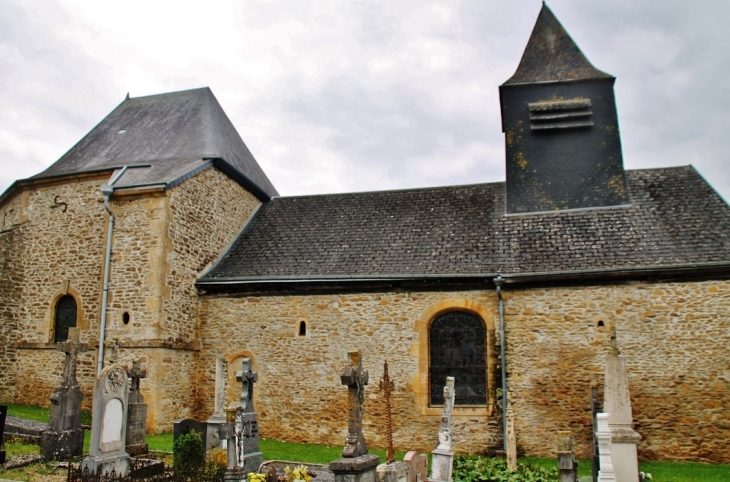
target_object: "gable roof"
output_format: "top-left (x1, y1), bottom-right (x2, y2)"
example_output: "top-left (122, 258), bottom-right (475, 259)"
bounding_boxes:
top-left (503, 4), bottom-right (612, 85)
top-left (29, 87), bottom-right (278, 200)
top-left (198, 166), bottom-right (730, 291)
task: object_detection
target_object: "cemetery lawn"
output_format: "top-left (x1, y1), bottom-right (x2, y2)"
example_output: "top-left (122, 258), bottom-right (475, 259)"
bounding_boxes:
top-left (5, 402), bottom-right (92, 425)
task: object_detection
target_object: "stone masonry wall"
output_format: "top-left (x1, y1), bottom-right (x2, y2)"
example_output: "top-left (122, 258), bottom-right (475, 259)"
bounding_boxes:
top-left (196, 292), bottom-right (502, 454)
top-left (197, 280), bottom-right (729, 463)
top-left (102, 167), bottom-right (261, 431)
top-left (0, 176), bottom-right (109, 408)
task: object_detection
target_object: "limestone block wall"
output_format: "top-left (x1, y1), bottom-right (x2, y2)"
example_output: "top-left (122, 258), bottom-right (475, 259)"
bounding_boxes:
top-left (196, 279), bottom-right (729, 463)
top-left (0, 176), bottom-right (109, 407)
top-left (102, 167), bottom-right (261, 431)
top-left (504, 280), bottom-right (730, 463)
top-left (196, 292), bottom-right (502, 454)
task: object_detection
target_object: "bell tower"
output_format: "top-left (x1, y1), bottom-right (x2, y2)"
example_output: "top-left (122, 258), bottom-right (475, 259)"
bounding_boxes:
top-left (500, 4), bottom-right (629, 214)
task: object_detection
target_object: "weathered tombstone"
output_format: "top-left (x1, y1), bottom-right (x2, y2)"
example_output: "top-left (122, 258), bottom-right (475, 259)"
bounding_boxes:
top-left (377, 361), bottom-right (409, 482)
top-left (330, 351), bottom-right (380, 482)
top-left (224, 407), bottom-right (243, 482)
top-left (429, 377), bottom-right (455, 482)
top-left (126, 360), bottom-right (149, 456)
top-left (173, 418), bottom-right (209, 447)
top-left (557, 431), bottom-right (578, 482)
top-left (207, 356), bottom-right (228, 449)
top-left (506, 405), bottom-right (517, 471)
top-left (403, 452), bottom-right (427, 482)
top-left (40, 327), bottom-right (87, 460)
top-left (604, 333), bottom-right (640, 482)
top-left (81, 364), bottom-right (130, 476)
top-left (233, 358), bottom-right (263, 474)
top-left (596, 414), bottom-right (616, 482)
top-left (0, 404), bottom-right (7, 464)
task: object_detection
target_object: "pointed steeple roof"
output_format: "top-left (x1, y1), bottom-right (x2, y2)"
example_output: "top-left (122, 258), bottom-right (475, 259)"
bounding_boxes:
top-left (503, 4), bottom-right (612, 85)
top-left (31, 87), bottom-right (278, 200)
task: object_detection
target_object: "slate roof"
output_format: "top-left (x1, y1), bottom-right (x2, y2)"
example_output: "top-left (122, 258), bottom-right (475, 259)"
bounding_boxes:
top-left (199, 166), bottom-right (730, 289)
top-left (503, 4), bottom-right (612, 85)
top-left (30, 88), bottom-right (278, 200)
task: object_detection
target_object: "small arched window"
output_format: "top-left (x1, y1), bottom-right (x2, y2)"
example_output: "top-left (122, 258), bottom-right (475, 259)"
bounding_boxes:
top-left (429, 311), bottom-right (486, 406)
top-left (54, 295), bottom-right (77, 343)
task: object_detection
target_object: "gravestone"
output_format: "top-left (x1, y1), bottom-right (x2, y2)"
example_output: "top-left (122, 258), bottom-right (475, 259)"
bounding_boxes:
top-left (126, 360), bottom-right (149, 456)
top-left (557, 431), bottom-right (578, 482)
top-left (81, 364), bottom-right (130, 476)
top-left (0, 404), bottom-right (6, 464)
top-left (40, 327), bottom-right (87, 460)
top-left (596, 414), bottom-right (616, 482)
top-left (173, 419), bottom-right (210, 447)
top-left (403, 452), bottom-right (427, 482)
top-left (376, 361), bottom-right (409, 482)
top-left (233, 358), bottom-right (263, 474)
top-left (604, 333), bottom-right (640, 482)
top-left (206, 356), bottom-right (228, 449)
top-left (506, 405), bottom-right (517, 471)
top-left (429, 377), bottom-right (455, 482)
top-left (330, 351), bottom-right (380, 482)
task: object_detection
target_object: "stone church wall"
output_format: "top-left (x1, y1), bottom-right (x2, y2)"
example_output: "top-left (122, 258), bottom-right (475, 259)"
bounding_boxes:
top-left (197, 279), bottom-right (729, 463)
top-left (0, 176), bottom-right (109, 408)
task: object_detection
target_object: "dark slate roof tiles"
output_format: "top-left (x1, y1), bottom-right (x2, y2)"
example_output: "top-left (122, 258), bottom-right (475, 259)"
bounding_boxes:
top-left (31, 88), bottom-right (278, 199)
top-left (201, 166), bottom-right (730, 284)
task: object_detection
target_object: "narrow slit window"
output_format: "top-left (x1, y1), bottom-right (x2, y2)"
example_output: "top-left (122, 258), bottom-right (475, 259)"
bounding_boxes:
top-left (298, 320), bottom-right (307, 336)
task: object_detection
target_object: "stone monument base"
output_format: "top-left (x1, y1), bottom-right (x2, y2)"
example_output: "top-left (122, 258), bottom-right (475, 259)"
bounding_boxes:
top-left (242, 451), bottom-right (265, 475)
top-left (428, 448), bottom-right (454, 482)
top-left (40, 428), bottom-right (84, 460)
top-left (81, 453), bottom-right (131, 476)
top-left (331, 454), bottom-right (381, 482)
top-left (376, 461), bottom-right (409, 482)
top-left (225, 467), bottom-right (245, 482)
top-left (126, 442), bottom-right (149, 457)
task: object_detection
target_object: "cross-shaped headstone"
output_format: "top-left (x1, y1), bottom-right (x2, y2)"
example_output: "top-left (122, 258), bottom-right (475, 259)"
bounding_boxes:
top-left (236, 358), bottom-right (257, 413)
top-left (127, 360), bottom-right (147, 404)
top-left (340, 350), bottom-right (369, 458)
top-left (379, 359), bottom-right (395, 464)
top-left (56, 328), bottom-right (87, 390)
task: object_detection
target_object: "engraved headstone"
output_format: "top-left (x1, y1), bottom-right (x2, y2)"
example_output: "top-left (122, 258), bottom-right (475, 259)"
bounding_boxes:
top-left (126, 360), bottom-right (149, 455)
top-left (81, 364), bottom-right (130, 476)
top-left (604, 333), bottom-right (640, 482)
top-left (40, 327), bottom-right (87, 460)
top-left (173, 419), bottom-right (209, 447)
top-left (233, 358), bottom-right (263, 474)
top-left (429, 377), bottom-right (455, 482)
top-left (557, 431), bottom-right (578, 482)
top-left (404, 452), bottom-right (427, 482)
top-left (330, 351), bottom-right (380, 482)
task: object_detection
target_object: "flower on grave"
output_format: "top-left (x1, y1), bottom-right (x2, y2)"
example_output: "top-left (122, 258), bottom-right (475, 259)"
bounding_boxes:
top-left (248, 473), bottom-right (268, 482)
top-left (639, 472), bottom-right (653, 481)
top-left (284, 465), bottom-right (313, 482)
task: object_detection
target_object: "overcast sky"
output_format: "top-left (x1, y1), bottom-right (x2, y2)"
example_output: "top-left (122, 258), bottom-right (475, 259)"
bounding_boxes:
top-left (2, 0), bottom-right (729, 202)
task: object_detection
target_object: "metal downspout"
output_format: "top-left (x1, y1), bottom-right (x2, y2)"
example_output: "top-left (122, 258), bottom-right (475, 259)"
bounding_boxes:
top-left (97, 166), bottom-right (128, 375)
top-left (494, 275), bottom-right (507, 453)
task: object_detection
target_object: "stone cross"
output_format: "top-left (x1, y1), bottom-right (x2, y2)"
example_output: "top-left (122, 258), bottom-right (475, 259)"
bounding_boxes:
top-left (379, 360), bottom-right (395, 464)
top-left (127, 360), bottom-right (147, 404)
top-left (236, 358), bottom-right (257, 413)
top-left (436, 377), bottom-right (455, 450)
top-left (340, 350), bottom-right (369, 458)
top-left (50, 327), bottom-right (87, 432)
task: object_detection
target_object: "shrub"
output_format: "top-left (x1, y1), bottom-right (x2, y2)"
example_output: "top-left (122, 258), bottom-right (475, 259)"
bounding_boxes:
top-left (453, 455), bottom-right (558, 482)
top-left (173, 431), bottom-right (206, 478)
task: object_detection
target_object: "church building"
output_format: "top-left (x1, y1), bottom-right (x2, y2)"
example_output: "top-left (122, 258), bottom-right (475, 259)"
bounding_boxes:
top-left (1, 5), bottom-right (728, 462)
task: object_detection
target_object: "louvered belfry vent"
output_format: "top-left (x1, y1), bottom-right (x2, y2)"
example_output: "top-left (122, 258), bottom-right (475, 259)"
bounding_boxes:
top-left (529, 99), bottom-right (593, 130)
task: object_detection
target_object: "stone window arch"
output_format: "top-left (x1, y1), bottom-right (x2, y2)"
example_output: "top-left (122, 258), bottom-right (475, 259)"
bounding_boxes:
top-left (53, 295), bottom-right (77, 343)
top-left (429, 310), bottom-right (487, 406)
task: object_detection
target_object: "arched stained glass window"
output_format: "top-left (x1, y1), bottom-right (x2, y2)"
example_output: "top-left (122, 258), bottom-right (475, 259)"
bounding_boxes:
top-left (429, 311), bottom-right (486, 405)
top-left (54, 295), bottom-right (77, 343)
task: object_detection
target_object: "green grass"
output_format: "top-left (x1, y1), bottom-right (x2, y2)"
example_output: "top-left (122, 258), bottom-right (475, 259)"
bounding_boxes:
top-left (4, 402), bottom-right (91, 425)
top-left (638, 460), bottom-right (730, 482)
top-left (147, 432), bottom-right (174, 452)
